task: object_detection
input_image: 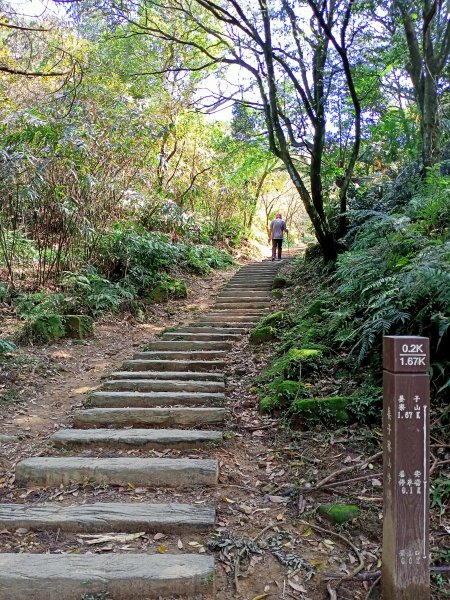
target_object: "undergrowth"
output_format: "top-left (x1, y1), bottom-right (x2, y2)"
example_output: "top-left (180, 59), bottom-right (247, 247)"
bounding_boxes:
top-left (256, 174), bottom-right (450, 429)
top-left (1, 227), bottom-right (233, 343)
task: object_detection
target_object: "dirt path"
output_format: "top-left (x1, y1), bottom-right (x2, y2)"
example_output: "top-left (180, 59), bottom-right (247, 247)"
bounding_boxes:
top-left (0, 259), bottom-right (447, 600)
top-left (0, 268), bottom-right (235, 466)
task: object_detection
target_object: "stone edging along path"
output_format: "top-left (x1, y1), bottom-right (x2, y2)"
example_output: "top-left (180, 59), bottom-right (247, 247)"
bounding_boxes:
top-left (0, 259), bottom-right (290, 600)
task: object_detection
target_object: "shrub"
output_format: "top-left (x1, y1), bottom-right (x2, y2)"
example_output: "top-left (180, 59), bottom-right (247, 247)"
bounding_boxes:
top-left (61, 271), bottom-right (136, 317)
top-left (25, 313), bottom-right (66, 343)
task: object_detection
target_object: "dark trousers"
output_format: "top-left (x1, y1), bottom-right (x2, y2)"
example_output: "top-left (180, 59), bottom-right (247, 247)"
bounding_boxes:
top-left (272, 238), bottom-right (283, 259)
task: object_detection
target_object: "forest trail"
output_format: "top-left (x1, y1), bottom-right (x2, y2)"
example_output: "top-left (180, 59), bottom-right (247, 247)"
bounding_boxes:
top-left (0, 259), bottom-right (288, 600)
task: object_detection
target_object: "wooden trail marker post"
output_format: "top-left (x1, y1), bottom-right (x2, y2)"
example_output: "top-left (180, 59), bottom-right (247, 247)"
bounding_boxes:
top-left (382, 336), bottom-right (430, 600)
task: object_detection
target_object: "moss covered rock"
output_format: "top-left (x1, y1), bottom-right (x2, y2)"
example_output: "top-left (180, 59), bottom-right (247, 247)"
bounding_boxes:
top-left (145, 278), bottom-right (188, 304)
top-left (318, 503), bottom-right (360, 524)
top-left (272, 289), bottom-right (283, 299)
top-left (27, 314), bottom-right (65, 343)
top-left (64, 315), bottom-right (94, 340)
top-left (250, 325), bottom-right (277, 344)
top-left (260, 396), bottom-right (279, 412)
top-left (278, 347), bottom-right (322, 379)
top-left (260, 378), bottom-right (308, 413)
top-left (291, 396), bottom-right (352, 427)
top-left (272, 275), bottom-right (290, 289)
top-left (260, 310), bottom-right (291, 329)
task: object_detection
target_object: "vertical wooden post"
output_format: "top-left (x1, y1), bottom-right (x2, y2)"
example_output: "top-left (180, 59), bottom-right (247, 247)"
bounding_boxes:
top-left (382, 336), bottom-right (430, 600)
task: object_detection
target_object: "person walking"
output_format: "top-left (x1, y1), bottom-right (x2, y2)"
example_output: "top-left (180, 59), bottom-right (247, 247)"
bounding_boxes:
top-left (269, 213), bottom-right (288, 261)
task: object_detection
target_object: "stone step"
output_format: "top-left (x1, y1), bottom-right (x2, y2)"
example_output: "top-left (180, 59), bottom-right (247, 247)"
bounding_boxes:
top-left (213, 303), bottom-right (270, 310)
top-left (133, 350), bottom-right (227, 361)
top-left (0, 502), bottom-right (215, 533)
top-left (110, 370), bottom-right (224, 381)
top-left (104, 379), bottom-right (224, 393)
top-left (225, 285), bottom-right (272, 290)
top-left (51, 428), bottom-right (223, 450)
top-left (163, 332), bottom-right (241, 341)
top-left (109, 371), bottom-right (224, 381)
top-left (74, 407), bottom-right (226, 428)
top-left (197, 317), bottom-right (258, 325)
top-left (15, 457), bottom-right (219, 488)
top-left (203, 312), bottom-right (261, 318)
top-left (217, 294), bottom-right (271, 300)
top-left (215, 297), bottom-right (271, 303)
top-left (205, 310), bottom-right (267, 316)
top-left (233, 274), bottom-right (277, 278)
top-left (90, 391), bottom-right (225, 408)
top-left (143, 340), bottom-right (232, 351)
top-left (184, 323), bottom-right (249, 331)
top-left (0, 553), bottom-right (214, 600)
top-left (122, 359), bottom-right (225, 371)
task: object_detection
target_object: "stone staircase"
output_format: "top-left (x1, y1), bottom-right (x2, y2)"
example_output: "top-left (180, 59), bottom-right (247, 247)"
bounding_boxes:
top-left (0, 259), bottom-right (287, 600)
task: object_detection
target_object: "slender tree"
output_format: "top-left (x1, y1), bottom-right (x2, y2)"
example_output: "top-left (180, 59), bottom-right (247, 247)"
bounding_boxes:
top-left (393, 0), bottom-right (450, 171)
top-left (77, 0), bottom-right (366, 261)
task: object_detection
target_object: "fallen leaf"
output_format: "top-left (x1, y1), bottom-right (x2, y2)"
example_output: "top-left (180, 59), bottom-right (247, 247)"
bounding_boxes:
top-left (222, 496), bottom-right (235, 504)
top-left (302, 527), bottom-right (313, 537)
top-left (265, 495), bottom-right (288, 504)
top-left (157, 544), bottom-right (166, 553)
top-left (288, 580), bottom-right (308, 593)
top-left (153, 533), bottom-right (165, 540)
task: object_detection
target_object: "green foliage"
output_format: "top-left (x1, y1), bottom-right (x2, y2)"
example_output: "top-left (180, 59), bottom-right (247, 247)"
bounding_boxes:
top-left (318, 503), bottom-right (360, 524)
top-left (430, 478), bottom-right (450, 516)
top-left (61, 271), bottom-right (135, 318)
top-left (272, 275), bottom-right (290, 289)
top-left (25, 314), bottom-right (66, 343)
top-left (260, 311), bottom-right (292, 330)
top-left (290, 397), bottom-right (352, 428)
top-left (0, 339), bottom-right (17, 355)
top-left (145, 277), bottom-right (188, 304)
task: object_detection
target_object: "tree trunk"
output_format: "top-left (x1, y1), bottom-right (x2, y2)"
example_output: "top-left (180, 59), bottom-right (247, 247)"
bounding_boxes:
top-left (421, 71), bottom-right (440, 172)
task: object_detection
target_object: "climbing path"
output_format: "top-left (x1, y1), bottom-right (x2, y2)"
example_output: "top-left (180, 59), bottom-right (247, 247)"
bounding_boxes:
top-left (0, 259), bottom-right (288, 600)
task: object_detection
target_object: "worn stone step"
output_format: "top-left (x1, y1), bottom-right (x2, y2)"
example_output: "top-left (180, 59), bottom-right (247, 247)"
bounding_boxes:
top-left (90, 391), bottom-right (225, 408)
top-left (122, 359), bottom-right (225, 371)
top-left (197, 317), bottom-right (258, 325)
top-left (163, 332), bottom-right (241, 341)
top-left (208, 307), bottom-right (268, 313)
top-left (51, 428), bottom-right (223, 450)
top-left (143, 340), bottom-right (232, 351)
top-left (217, 293), bottom-right (271, 299)
top-left (204, 312), bottom-right (261, 318)
top-left (0, 553), bottom-right (215, 600)
top-left (133, 350), bottom-right (227, 361)
top-left (110, 370), bottom-right (224, 381)
top-left (225, 285), bottom-right (272, 290)
top-left (233, 275), bottom-right (277, 279)
top-left (214, 303), bottom-right (270, 310)
top-left (0, 502), bottom-right (215, 533)
top-left (104, 379), bottom-right (224, 392)
top-left (185, 323), bottom-right (249, 331)
top-left (215, 297), bottom-right (271, 303)
top-left (74, 407), bottom-right (226, 428)
top-left (16, 456), bottom-right (219, 488)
